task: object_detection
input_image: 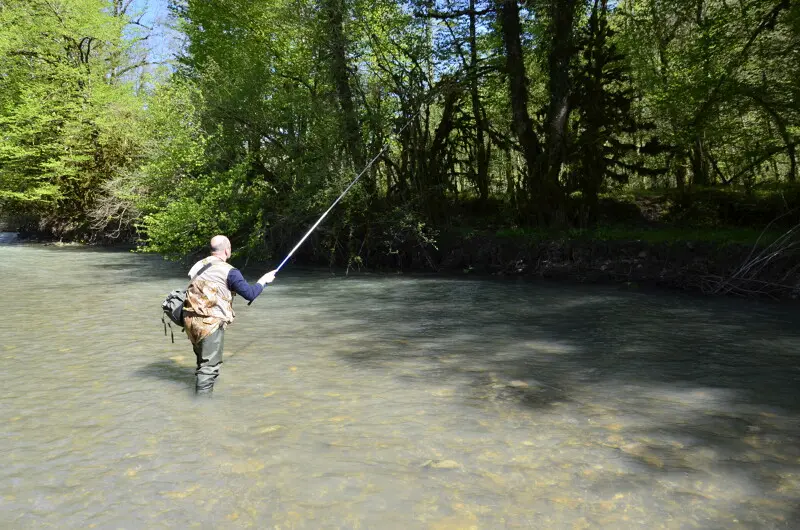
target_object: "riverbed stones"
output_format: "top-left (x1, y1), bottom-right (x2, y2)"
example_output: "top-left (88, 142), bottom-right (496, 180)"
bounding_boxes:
top-left (258, 425), bottom-right (283, 434)
top-left (422, 459), bottom-right (461, 470)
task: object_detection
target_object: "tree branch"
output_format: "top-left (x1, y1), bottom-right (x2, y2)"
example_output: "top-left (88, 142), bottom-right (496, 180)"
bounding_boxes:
top-left (730, 141), bottom-right (800, 183)
top-left (131, 16), bottom-right (154, 32)
top-left (113, 59), bottom-right (170, 77)
top-left (416, 7), bottom-right (494, 19)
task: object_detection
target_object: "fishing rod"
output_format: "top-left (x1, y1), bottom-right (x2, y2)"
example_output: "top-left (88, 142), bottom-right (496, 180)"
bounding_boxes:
top-left (248, 103), bottom-right (428, 305)
top-left (277, 136), bottom-right (401, 274)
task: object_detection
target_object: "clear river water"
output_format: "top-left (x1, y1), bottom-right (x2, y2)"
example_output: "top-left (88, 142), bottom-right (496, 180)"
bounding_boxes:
top-left (2, 243), bottom-right (799, 529)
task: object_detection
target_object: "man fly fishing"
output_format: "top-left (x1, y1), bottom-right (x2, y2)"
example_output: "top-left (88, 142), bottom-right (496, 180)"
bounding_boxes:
top-left (183, 235), bottom-right (277, 396)
top-left (177, 102), bottom-right (420, 396)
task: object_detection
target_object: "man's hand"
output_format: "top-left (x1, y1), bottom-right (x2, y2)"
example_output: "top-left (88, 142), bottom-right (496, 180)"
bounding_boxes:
top-left (258, 270), bottom-right (277, 286)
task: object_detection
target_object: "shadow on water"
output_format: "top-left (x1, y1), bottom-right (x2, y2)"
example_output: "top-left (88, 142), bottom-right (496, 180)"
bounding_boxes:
top-left (134, 359), bottom-right (195, 391)
top-left (319, 278), bottom-right (800, 526)
top-left (91, 253), bottom-right (186, 282)
top-left (333, 282), bottom-right (799, 403)
top-left (0, 232), bottom-right (19, 244)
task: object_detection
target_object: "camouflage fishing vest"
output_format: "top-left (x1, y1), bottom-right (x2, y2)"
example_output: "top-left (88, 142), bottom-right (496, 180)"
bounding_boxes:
top-left (184, 256), bottom-right (236, 324)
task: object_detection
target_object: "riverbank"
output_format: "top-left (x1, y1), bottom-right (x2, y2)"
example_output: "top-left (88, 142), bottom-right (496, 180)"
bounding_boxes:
top-left (448, 236), bottom-right (797, 299)
top-left (354, 225), bottom-right (797, 300)
top-left (4, 220), bottom-right (798, 300)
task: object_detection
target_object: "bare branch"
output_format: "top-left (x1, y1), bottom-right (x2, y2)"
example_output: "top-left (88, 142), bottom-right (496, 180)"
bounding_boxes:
top-left (113, 59), bottom-right (170, 77)
top-left (415, 7), bottom-right (494, 19)
top-left (131, 16), bottom-right (154, 32)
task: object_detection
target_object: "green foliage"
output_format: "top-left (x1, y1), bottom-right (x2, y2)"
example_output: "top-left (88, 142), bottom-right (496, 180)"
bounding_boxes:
top-left (0, 0), bottom-right (146, 235)
top-left (616, 0), bottom-right (799, 187)
top-left (135, 80), bottom-right (210, 209)
top-left (2, 0), bottom-right (798, 260)
top-left (494, 223), bottom-right (783, 246)
top-left (570, 0), bottom-right (650, 222)
top-left (138, 164), bottom-right (272, 259)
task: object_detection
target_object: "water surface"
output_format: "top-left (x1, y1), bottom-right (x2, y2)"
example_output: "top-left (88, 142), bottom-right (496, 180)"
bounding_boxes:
top-left (2, 245), bottom-right (799, 528)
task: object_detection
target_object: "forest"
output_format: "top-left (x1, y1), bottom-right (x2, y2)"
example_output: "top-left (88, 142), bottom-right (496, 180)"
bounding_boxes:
top-left (1, 0), bottom-right (798, 273)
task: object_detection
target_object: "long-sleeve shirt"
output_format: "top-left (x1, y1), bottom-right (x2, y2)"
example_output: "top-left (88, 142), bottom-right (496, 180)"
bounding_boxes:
top-left (226, 268), bottom-right (264, 302)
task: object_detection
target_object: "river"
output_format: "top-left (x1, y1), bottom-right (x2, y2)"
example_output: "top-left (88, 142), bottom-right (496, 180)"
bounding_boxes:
top-left (2, 244), bottom-right (799, 528)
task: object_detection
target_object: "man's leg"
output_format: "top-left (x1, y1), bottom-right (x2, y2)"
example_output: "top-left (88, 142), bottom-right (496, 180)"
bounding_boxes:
top-left (193, 327), bottom-right (224, 395)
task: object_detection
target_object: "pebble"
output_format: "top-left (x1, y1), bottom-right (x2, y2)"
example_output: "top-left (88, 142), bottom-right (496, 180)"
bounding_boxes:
top-left (423, 459), bottom-right (461, 469)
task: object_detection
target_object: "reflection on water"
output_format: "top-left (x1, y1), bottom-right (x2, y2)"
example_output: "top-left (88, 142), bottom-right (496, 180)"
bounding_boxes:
top-left (2, 245), bottom-right (799, 528)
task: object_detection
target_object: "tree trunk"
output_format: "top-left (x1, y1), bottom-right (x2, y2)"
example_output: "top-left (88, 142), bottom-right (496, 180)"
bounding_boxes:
top-left (544, 0), bottom-right (579, 185)
top-left (322, 0), bottom-right (367, 185)
top-left (425, 89), bottom-right (460, 218)
top-left (691, 134), bottom-right (710, 186)
top-left (676, 154), bottom-right (687, 192)
top-left (497, 0), bottom-right (551, 221)
top-left (469, 0), bottom-right (489, 203)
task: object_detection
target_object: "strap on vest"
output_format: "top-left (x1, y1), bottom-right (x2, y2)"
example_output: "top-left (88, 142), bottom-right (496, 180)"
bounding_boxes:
top-left (189, 261), bottom-right (215, 285)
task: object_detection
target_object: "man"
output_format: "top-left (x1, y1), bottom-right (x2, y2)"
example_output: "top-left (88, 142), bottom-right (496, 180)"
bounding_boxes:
top-left (183, 235), bottom-right (277, 396)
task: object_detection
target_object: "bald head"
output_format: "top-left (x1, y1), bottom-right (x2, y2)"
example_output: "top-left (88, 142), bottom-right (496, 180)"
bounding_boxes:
top-left (210, 235), bottom-right (231, 260)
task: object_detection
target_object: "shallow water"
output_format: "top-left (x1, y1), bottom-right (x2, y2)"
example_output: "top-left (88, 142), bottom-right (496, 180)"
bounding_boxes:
top-left (2, 245), bottom-right (799, 529)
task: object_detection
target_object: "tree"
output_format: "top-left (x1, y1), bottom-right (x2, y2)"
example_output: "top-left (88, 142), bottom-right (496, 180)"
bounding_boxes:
top-left (617, 0), bottom-right (798, 188)
top-left (571, 0), bottom-right (651, 222)
top-left (0, 0), bottom-right (149, 235)
top-left (495, 0), bottom-right (550, 219)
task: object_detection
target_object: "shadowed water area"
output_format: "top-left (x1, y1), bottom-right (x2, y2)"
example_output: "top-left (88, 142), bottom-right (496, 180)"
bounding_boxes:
top-left (2, 244), bottom-right (800, 528)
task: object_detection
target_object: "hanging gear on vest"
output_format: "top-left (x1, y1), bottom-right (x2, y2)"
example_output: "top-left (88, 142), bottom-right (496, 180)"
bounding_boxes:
top-left (161, 261), bottom-right (213, 343)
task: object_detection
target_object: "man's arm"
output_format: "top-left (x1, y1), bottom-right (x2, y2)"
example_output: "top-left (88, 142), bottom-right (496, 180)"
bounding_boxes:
top-left (227, 269), bottom-right (265, 302)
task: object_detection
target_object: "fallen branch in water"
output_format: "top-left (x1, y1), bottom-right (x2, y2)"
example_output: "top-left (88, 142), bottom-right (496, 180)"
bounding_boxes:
top-left (703, 212), bottom-right (800, 298)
